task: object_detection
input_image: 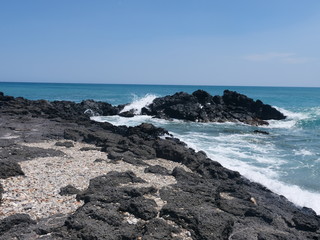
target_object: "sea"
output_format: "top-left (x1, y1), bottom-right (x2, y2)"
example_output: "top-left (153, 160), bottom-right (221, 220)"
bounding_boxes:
top-left (1, 82), bottom-right (320, 214)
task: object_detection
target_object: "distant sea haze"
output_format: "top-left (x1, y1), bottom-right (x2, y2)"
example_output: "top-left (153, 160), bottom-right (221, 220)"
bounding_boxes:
top-left (1, 82), bottom-right (320, 214)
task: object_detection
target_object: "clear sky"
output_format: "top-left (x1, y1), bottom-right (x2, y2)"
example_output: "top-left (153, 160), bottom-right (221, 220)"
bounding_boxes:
top-left (0, 0), bottom-right (319, 87)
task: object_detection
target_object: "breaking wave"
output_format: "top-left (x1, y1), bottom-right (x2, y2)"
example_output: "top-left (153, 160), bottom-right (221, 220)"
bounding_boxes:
top-left (120, 94), bottom-right (158, 115)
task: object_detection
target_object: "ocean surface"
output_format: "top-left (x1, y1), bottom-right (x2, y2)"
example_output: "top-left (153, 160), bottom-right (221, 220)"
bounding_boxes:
top-left (1, 82), bottom-right (320, 214)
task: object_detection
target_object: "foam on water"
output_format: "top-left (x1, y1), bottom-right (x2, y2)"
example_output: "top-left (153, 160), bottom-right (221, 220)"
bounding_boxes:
top-left (267, 106), bottom-right (320, 130)
top-left (174, 133), bottom-right (320, 214)
top-left (92, 115), bottom-right (154, 126)
top-left (276, 107), bottom-right (309, 120)
top-left (265, 107), bottom-right (309, 129)
top-left (266, 119), bottom-right (297, 129)
top-left (293, 149), bottom-right (314, 156)
top-left (120, 94), bottom-right (158, 114)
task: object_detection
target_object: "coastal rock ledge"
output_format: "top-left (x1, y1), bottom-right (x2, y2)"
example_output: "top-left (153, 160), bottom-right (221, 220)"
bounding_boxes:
top-left (1, 92), bottom-right (319, 240)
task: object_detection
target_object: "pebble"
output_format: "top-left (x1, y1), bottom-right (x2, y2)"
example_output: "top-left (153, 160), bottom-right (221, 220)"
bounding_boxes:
top-left (0, 140), bottom-right (189, 221)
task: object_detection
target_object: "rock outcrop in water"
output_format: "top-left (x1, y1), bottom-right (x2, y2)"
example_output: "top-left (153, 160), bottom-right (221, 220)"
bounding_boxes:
top-left (141, 90), bottom-right (286, 125)
top-left (1, 92), bottom-right (319, 240)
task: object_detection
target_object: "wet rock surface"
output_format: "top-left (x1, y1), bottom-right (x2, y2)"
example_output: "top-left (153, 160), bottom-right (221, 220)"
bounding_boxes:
top-left (142, 90), bottom-right (286, 125)
top-left (0, 92), bottom-right (319, 239)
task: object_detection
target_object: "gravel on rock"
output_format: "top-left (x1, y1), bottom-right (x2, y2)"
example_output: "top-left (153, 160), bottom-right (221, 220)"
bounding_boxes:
top-left (0, 140), bottom-right (189, 220)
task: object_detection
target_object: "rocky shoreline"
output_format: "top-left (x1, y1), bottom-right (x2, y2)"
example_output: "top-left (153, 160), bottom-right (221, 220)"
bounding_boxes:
top-left (0, 91), bottom-right (319, 239)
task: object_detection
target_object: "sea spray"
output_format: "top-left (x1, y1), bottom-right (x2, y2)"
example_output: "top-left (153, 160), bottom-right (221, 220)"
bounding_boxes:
top-left (120, 94), bottom-right (158, 114)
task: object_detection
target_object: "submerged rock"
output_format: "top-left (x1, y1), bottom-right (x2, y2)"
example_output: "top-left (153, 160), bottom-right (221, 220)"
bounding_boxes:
top-left (253, 130), bottom-right (270, 135)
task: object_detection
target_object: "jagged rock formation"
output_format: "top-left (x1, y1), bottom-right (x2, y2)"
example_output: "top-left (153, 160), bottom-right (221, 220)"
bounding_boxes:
top-left (141, 90), bottom-right (286, 125)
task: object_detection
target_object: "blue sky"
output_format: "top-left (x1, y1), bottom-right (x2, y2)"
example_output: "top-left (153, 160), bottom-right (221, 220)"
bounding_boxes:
top-left (0, 0), bottom-right (319, 87)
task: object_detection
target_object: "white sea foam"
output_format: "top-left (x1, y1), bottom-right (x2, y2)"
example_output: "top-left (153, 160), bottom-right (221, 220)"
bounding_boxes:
top-left (120, 94), bottom-right (158, 114)
top-left (265, 106), bottom-right (309, 129)
top-left (266, 119), bottom-right (297, 129)
top-left (92, 115), bottom-right (154, 127)
top-left (307, 106), bottom-right (320, 117)
top-left (276, 107), bottom-right (309, 120)
top-left (92, 115), bottom-right (187, 128)
top-left (293, 149), bottom-right (314, 156)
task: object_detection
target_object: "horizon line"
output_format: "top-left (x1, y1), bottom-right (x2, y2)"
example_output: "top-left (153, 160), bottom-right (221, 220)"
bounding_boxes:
top-left (0, 81), bottom-right (319, 89)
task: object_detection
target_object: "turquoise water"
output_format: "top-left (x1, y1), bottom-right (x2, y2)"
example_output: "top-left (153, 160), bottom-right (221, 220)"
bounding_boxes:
top-left (1, 82), bottom-right (320, 213)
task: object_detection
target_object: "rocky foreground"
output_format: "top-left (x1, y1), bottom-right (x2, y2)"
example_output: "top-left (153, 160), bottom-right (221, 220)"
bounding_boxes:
top-left (0, 91), bottom-right (319, 240)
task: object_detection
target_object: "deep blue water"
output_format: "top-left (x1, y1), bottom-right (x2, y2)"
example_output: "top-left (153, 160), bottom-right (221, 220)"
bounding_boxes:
top-left (1, 82), bottom-right (320, 213)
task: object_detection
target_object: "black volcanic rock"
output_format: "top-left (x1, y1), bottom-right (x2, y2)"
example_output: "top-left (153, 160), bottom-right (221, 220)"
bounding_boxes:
top-left (55, 141), bottom-right (75, 148)
top-left (144, 165), bottom-right (170, 175)
top-left (254, 130), bottom-right (270, 135)
top-left (59, 185), bottom-right (81, 196)
top-left (142, 89), bottom-right (286, 125)
top-left (222, 90), bottom-right (285, 121)
top-left (0, 144), bottom-right (65, 162)
top-left (118, 109), bottom-right (135, 117)
top-left (0, 214), bottom-right (36, 239)
top-left (0, 184), bottom-right (3, 205)
top-left (0, 92), bottom-right (119, 121)
top-left (80, 99), bottom-right (119, 117)
top-left (192, 89), bottom-right (213, 104)
top-left (0, 160), bottom-right (24, 179)
top-left (128, 123), bottom-right (169, 139)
